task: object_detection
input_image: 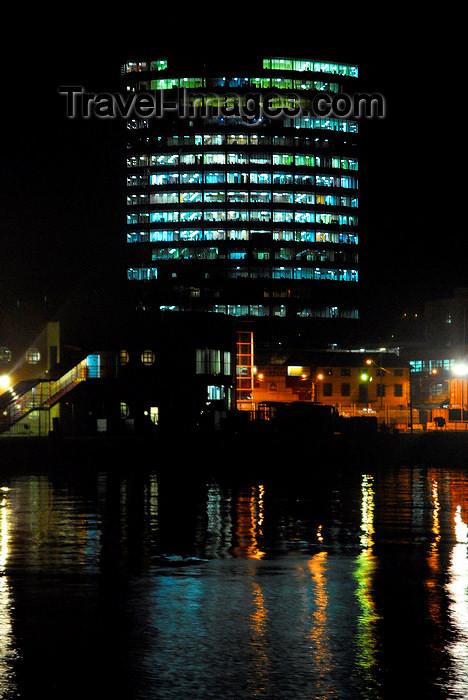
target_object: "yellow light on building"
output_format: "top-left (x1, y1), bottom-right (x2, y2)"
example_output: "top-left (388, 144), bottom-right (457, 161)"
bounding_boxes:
top-left (0, 375), bottom-right (10, 390)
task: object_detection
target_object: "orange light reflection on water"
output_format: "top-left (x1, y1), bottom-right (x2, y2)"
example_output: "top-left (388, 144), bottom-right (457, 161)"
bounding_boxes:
top-left (234, 486), bottom-right (265, 560)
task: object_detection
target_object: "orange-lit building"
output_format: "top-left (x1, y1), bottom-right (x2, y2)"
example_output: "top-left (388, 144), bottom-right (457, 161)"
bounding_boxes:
top-left (252, 349), bottom-right (411, 427)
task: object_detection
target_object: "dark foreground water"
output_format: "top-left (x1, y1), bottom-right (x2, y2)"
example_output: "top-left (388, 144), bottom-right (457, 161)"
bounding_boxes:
top-left (1, 452), bottom-right (468, 699)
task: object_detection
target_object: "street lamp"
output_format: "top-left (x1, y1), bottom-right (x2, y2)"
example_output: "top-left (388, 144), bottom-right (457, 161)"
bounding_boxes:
top-left (366, 357), bottom-right (386, 409)
top-left (314, 373), bottom-right (323, 402)
top-left (0, 375), bottom-right (10, 391)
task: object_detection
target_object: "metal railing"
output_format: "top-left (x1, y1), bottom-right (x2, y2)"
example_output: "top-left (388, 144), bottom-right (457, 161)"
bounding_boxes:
top-left (0, 358), bottom-right (89, 434)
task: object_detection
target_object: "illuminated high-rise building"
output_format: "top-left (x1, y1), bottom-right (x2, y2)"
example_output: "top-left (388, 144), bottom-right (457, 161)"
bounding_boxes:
top-left (123, 55), bottom-right (361, 343)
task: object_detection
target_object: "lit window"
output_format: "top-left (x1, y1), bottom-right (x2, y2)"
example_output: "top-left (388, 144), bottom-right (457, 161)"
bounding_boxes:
top-left (141, 350), bottom-right (155, 366)
top-left (287, 366), bottom-right (306, 376)
top-left (207, 385), bottom-right (225, 400)
top-left (26, 348), bottom-right (40, 364)
top-left (120, 350), bottom-right (130, 365)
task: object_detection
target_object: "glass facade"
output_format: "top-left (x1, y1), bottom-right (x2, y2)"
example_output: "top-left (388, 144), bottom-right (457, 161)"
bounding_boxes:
top-left (124, 56), bottom-right (360, 320)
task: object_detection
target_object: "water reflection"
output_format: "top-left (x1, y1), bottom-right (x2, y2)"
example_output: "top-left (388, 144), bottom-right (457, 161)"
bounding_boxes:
top-left (353, 475), bottom-right (381, 699)
top-left (2, 465), bottom-right (468, 697)
top-left (233, 486), bottom-right (265, 560)
top-left (307, 552), bottom-right (335, 697)
top-left (446, 502), bottom-right (468, 698)
top-left (0, 485), bottom-right (18, 700)
top-left (248, 576), bottom-right (270, 696)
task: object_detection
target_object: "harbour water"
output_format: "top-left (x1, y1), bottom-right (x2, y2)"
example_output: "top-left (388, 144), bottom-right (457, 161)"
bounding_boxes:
top-left (1, 448), bottom-right (468, 698)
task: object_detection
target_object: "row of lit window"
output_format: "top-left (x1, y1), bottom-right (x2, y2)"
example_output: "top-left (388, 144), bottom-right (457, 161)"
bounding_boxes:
top-left (263, 58), bottom-right (358, 77)
top-left (127, 210), bottom-right (359, 224)
top-left (195, 348), bottom-right (231, 376)
top-left (285, 117), bottom-right (358, 132)
top-left (125, 60), bottom-right (167, 73)
top-left (128, 185), bottom-right (358, 205)
top-left (126, 265), bottom-right (358, 282)
top-left (0, 347), bottom-right (41, 365)
top-left (166, 134), bottom-right (338, 147)
top-left (130, 177), bottom-right (358, 196)
top-left (128, 171), bottom-right (358, 189)
top-left (125, 116), bottom-right (358, 133)
top-left (123, 58), bottom-right (358, 78)
top-left (129, 192), bottom-right (358, 206)
top-left (127, 229), bottom-right (359, 243)
top-left (119, 349), bottom-right (156, 366)
top-left (127, 152), bottom-right (358, 169)
top-left (226, 267), bottom-right (358, 281)
top-left (150, 247), bottom-right (357, 263)
top-left (410, 359), bottom-right (455, 372)
top-left (157, 305), bottom-right (359, 318)
top-left (131, 77), bottom-right (343, 92)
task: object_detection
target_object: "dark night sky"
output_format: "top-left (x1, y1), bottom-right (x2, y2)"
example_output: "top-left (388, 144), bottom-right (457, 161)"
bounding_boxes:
top-left (0, 18), bottom-right (459, 343)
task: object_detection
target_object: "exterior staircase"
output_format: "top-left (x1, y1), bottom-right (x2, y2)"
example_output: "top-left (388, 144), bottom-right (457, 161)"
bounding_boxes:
top-left (0, 357), bottom-right (91, 435)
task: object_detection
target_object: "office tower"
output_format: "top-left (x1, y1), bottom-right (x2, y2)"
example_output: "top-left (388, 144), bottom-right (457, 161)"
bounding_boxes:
top-left (124, 55), bottom-right (360, 343)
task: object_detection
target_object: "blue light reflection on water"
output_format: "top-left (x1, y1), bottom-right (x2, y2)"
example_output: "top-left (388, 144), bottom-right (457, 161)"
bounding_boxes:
top-left (0, 465), bottom-right (468, 698)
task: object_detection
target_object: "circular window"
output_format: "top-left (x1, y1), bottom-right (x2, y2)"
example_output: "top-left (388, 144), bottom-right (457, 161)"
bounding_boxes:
top-left (0, 347), bottom-right (11, 364)
top-left (26, 348), bottom-right (41, 364)
top-left (141, 350), bottom-right (155, 366)
top-left (119, 350), bottom-right (130, 365)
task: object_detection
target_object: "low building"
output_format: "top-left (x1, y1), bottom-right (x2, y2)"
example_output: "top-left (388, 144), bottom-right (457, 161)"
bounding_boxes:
top-left (252, 349), bottom-right (411, 429)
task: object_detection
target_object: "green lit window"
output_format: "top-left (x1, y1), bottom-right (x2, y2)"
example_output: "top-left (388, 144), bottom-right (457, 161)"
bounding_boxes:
top-left (295, 154), bottom-right (315, 167)
top-left (251, 77), bottom-right (271, 88)
top-left (151, 78), bottom-right (178, 90)
top-left (271, 58), bottom-right (293, 70)
top-left (150, 60), bottom-right (167, 71)
top-left (273, 153), bottom-right (293, 166)
top-left (179, 77), bottom-right (204, 88)
top-left (271, 77), bottom-right (293, 89)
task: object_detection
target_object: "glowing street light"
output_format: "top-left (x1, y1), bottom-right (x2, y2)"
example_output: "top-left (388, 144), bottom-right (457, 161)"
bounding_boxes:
top-left (0, 375), bottom-right (10, 391)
